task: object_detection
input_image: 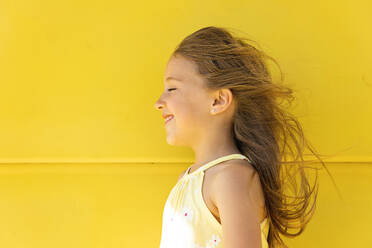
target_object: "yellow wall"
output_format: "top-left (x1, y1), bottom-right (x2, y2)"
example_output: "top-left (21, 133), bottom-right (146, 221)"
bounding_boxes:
top-left (0, 0), bottom-right (371, 247)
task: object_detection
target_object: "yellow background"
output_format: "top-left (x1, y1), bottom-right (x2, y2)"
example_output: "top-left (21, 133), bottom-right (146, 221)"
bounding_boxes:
top-left (0, 0), bottom-right (371, 247)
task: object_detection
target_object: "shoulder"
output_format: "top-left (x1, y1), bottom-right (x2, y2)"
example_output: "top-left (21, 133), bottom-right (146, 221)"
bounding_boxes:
top-left (210, 160), bottom-right (265, 217)
top-left (211, 160), bottom-right (259, 192)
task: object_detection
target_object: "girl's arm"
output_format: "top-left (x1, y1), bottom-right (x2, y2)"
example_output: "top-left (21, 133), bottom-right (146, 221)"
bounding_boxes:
top-left (212, 162), bottom-right (264, 248)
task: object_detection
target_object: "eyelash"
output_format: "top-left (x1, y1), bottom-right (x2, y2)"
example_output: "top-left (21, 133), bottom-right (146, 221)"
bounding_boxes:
top-left (167, 88), bottom-right (177, 92)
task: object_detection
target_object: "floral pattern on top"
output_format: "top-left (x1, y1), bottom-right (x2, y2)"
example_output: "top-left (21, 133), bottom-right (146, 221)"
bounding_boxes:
top-left (194, 234), bottom-right (222, 248)
top-left (181, 206), bottom-right (194, 222)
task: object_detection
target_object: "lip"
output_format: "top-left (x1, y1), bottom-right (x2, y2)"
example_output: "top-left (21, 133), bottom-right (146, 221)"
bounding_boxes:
top-left (162, 114), bottom-right (174, 119)
top-left (165, 116), bottom-right (174, 125)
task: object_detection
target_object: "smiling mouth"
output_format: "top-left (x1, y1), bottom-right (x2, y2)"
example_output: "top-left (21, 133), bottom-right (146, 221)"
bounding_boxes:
top-left (165, 116), bottom-right (174, 125)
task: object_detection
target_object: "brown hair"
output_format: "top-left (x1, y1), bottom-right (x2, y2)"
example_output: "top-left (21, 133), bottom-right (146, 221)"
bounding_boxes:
top-left (171, 26), bottom-right (340, 248)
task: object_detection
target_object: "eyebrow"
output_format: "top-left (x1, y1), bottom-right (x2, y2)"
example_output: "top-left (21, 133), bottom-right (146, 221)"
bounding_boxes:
top-left (165, 76), bottom-right (183, 82)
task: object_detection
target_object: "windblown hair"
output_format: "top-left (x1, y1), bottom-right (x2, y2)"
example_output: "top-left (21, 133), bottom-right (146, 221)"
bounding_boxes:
top-left (172, 26), bottom-right (340, 248)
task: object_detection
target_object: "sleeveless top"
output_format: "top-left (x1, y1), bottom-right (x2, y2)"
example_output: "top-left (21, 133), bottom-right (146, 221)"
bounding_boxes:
top-left (159, 153), bottom-right (269, 248)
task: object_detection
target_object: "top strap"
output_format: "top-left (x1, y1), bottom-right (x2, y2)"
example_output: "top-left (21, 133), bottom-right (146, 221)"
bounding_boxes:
top-left (187, 153), bottom-right (250, 176)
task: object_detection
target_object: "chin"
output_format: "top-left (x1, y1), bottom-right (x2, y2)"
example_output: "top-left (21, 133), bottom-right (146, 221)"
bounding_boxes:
top-left (166, 135), bottom-right (176, 146)
top-left (166, 136), bottom-right (189, 148)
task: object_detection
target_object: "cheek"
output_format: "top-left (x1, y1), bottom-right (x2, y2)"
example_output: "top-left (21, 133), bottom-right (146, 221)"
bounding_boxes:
top-left (178, 104), bottom-right (206, 125)
top-left (172, 93), bottom-right (208, 124)
top-left (186, 95), bottom-right (209, 118)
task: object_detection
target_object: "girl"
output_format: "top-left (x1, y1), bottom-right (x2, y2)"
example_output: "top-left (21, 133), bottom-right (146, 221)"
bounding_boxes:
top-left (154, 26), bottom-right (336, 248)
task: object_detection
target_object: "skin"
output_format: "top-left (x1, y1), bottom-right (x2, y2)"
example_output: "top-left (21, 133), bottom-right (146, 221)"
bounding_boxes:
top-left (154, 53), bottom-right (240, 161)
top-left (154, 53), bottom-right (267, 248)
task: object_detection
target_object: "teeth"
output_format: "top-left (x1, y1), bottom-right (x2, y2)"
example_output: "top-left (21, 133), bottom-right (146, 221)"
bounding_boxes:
top-left (165, 116), bottom-right (174, 122)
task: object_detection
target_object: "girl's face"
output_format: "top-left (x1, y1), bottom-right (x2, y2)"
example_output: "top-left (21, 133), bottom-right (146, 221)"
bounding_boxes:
top-left (154, 54), bottom-right (214, 146)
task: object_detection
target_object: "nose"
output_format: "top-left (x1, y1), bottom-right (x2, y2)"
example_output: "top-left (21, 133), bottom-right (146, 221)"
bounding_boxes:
top-left (154, 98), bottom-right (164, 110)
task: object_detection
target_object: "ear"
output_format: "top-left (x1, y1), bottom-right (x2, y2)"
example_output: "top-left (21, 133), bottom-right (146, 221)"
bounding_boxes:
top-left (211, 88), bottom-right (235, 114)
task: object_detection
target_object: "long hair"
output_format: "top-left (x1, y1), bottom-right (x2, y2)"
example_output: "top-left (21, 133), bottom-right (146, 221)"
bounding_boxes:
top-left (171, 26), bottom-right (340, 248)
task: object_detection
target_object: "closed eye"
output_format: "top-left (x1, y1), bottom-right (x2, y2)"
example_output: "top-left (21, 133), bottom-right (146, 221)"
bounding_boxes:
top-left (168, 88), bottom-right (177, 92)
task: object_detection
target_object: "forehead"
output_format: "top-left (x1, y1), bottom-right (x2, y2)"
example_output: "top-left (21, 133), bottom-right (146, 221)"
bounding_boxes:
top-left (163, 55), bottom-right (201, 85)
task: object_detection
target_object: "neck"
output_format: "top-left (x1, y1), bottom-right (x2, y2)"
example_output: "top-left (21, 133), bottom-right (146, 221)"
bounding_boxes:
top-left (189, 130), bottom-right (241, 171)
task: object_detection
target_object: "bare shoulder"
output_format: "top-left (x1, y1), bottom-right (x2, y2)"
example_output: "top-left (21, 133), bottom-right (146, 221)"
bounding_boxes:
top-left (210, 160), bottom-right (266, 221)
top-left (211, 160), bottom-right (258, 193)
top-left (211, 159), bottom-right (258, 188)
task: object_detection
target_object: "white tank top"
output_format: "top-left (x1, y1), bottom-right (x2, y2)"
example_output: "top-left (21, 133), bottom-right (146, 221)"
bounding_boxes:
top-left (159, 153), bottom-right (269, 248)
